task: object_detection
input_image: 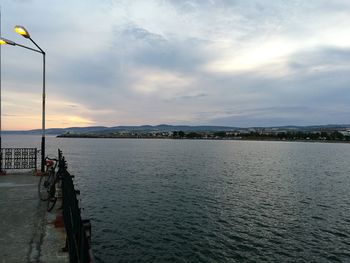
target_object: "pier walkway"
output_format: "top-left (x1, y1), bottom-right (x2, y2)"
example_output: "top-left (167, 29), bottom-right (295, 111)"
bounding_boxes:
top-left (0, 172), bottom-right (68, 263)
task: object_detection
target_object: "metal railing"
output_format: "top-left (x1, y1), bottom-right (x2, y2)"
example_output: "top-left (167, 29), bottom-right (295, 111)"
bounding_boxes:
top-left (59, 150), bottom-right (94, 263)
top-left (0, 147), bottom-right (37, 170)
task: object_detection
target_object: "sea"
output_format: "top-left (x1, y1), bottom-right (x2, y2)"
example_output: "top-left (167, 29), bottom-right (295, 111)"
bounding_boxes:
top-left (3, 135), bottom-right (350, 262)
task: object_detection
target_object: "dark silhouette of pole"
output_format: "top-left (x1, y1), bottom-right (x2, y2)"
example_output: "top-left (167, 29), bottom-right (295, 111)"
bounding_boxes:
top-left (41, 51), bottom-right (45, 172)
top-left (27, 37), bottom-right (46, 173)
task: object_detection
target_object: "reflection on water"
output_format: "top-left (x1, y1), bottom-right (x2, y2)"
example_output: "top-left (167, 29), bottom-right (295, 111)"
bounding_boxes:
top-left (4, 135), bottom-right (350, 262)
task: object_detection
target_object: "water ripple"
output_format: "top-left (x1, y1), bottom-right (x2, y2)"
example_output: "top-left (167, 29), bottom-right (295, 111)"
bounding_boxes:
top-left (42, 138), bottom-right (350, 262)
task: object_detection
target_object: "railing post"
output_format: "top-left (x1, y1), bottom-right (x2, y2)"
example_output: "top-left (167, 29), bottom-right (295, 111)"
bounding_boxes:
top-left (60, 150), bottom-right (94, 263)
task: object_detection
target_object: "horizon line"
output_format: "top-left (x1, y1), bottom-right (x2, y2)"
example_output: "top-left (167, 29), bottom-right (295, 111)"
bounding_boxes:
top-left (2, 123), bottom-right (350, 132)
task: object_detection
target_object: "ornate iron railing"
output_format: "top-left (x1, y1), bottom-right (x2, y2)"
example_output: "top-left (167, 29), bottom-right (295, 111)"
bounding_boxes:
top-left (0, 148), bottom-right (37, 170)
top-left (58, 150), bottom-right (94, 263)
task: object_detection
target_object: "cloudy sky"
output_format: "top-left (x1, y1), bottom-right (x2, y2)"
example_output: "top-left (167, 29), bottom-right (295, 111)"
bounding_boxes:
top-left (1, 0), bottom-right (350, 130)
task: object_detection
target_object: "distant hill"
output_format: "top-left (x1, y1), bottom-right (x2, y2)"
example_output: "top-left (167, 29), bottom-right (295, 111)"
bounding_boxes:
top-left (2, 126), bottom-right (108, 135)
top-left (2, 124), bottom-right (350, 135)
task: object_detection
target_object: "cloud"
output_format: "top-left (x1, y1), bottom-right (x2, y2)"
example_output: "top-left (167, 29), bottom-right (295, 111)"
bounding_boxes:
top-left (288, 47), bottom-right (350, 72)
top-left (2, 0), bottom-right (350, 128)
top-left (175, 93), bottom-right (208, 100)
top-left (113, 25), bottom-right (212, 73)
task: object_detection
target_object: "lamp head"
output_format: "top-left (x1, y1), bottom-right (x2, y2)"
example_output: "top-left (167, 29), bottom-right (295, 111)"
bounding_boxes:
top-left (0, 37), bottom-right (16, 46)
top-left (14, 25), bottom-right (30, 38)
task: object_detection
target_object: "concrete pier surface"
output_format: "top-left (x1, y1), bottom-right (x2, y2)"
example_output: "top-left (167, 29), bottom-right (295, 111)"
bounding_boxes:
top-left (0, 172), bottom-right (69, 263)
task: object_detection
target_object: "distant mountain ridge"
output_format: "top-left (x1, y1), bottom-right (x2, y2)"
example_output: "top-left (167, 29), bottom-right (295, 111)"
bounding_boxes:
top-left (2, 124), bottom-right (350, 135)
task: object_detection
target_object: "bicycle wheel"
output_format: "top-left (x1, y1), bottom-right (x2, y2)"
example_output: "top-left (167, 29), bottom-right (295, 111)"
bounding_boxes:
top-left (38, 173), bottom-right (49, 201)
top-left (47, 183), bottom-right (57, 212)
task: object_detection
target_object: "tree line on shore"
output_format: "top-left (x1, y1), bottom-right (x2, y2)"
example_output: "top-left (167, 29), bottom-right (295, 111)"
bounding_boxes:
top-left (172, 130), bottom-right (350, 141)
top-left (58, 130), bottom-right (350, 141)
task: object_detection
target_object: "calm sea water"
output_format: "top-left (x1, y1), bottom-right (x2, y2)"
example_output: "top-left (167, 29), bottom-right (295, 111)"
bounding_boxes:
top-left (3, 135), bottom-right (350, 262)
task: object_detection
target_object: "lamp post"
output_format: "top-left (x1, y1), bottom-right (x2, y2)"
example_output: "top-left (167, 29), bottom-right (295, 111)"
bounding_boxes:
top-left (0, 26), bottom-right (46, 172)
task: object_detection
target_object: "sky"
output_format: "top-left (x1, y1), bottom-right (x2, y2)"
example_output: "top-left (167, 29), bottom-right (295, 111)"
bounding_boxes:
top-left (1, 0), bottom-right (350, 130)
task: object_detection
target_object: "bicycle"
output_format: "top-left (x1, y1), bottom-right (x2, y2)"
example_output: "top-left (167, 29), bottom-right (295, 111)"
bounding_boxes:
top-left (38, 157), bottom-right (58, 201)
top-left (38, 157), bottom-right (63, 211)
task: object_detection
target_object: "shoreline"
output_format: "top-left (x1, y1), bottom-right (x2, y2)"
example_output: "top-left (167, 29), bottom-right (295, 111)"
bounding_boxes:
top-left (56, 135), bottom-right (350, 144)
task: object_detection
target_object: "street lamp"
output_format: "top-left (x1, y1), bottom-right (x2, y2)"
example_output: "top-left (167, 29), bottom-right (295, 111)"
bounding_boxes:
top-left (14, 26), bottom-right (30, 38)
top-left (0, 25), bottom-right (46, 172)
